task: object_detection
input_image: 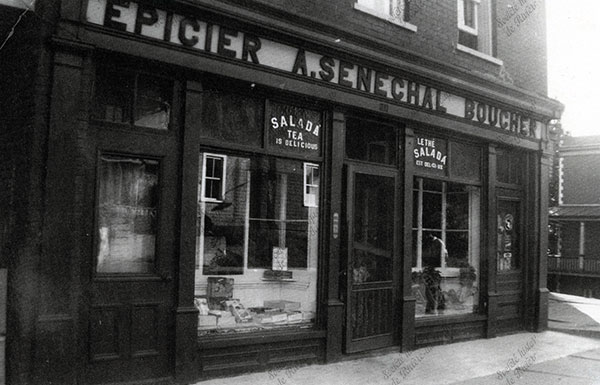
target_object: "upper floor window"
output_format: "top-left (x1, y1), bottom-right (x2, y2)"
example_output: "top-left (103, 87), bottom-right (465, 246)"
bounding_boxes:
top-left (354, 0), bottom-right (417, 31)
top-left (457, 0), bottom-right (501, 64)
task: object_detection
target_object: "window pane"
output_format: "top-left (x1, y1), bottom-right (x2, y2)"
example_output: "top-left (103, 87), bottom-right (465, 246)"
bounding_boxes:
top-left (497, 200), bottom-right (519, 271)
top-left (134, 74), bottom-right (172, 130)
top-left (413, 178), bottom-right (480, 318)
top-left (93, 70), bottom-right (133, 123)
top-left (195, 154), bottom-right (319, 335)
top-left (248, 157), bottom-right (315, 269)
top-left (352, 173), bottom-right (395, 282)
top-left (463, 0), bottom-right (476, 28)
top-left (446, 231), bottom-right (469, 266)
top-left (447, 191), bottom-right (469, 229)
top-left (198, 155), bottom-right (248, 275)
top-left (422, 192), bottom-right (442, 229)
top-left (96, 155), bottom-right (158, 273)
top-left (346, 118), bottom-right (397, 165)
top-left (450, 141), bottom-right (481, 181)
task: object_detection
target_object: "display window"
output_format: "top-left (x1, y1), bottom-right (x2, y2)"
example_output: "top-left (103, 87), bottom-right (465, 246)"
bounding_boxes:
top-left (412, 177), bottom-right (480, 317)
top-left (195, 153), bottom-right (319, 333)
top-left (411, 135), bottom-right (482, 318)
top-left (190, 85), bottom-right (323, 335)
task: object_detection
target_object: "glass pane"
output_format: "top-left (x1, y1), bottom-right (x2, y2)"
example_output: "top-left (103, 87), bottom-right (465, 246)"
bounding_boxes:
top-left (497, 200), bottom-right (519, 271)
top-left (200, 90), bottom-right (263, 148)
top-left (199, 155), bottom-right (249, 275)
top-left (248, 157), bottom-right (318, 269)
top-left (92, 70), bottom-right (133, 124)
top-left (421, 231), bottom-right (443, 267)
top-left (413, 179), bottom-right (480, 318)
top-left (345, 119), bottom-right (397, 165)
top-left (422, 192), bottom-right (442, 229)
top-left (447, 191), bottom-right (469, 229)
top-left (450, 141), bottom-right (481, 181)
top-left (464, 0), bottom-right (476, 28)
top-left (195, 154), bottom-right (319, 335)
top-left (96, 155), bottom-right (158, 273)
top-left (134, 74), bottom-right (172, 130)
top-left (446, 231), bottom-right (469, 267)
top-left (352, 173), bottom-right (394, 283)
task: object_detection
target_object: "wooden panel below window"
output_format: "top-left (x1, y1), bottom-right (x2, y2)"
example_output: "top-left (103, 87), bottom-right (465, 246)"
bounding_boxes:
top-left (198, 335), bottom-right (325, 377)
top-left (414, 318), bottom-right (486, 348)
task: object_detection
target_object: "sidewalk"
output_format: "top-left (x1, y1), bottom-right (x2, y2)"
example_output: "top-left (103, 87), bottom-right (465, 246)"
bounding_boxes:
top-left (192, 293), bottom-right (600, 385)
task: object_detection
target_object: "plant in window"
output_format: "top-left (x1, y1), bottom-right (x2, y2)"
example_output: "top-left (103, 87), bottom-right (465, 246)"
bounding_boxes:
top-left (422, 265), bottom-right (445, 313)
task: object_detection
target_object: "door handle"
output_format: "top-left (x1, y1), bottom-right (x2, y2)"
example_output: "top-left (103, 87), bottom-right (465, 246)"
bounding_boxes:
top-left (160, 273), bottom-right (173, 282)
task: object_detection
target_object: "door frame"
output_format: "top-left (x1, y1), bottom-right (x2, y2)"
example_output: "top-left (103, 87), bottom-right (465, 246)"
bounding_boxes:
top-left (344, 162), bottom-right (401, 353)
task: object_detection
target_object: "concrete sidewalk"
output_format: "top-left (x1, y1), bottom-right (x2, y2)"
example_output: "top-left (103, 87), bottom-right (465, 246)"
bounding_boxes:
top-left (193, 293), bottom-right (600, 385)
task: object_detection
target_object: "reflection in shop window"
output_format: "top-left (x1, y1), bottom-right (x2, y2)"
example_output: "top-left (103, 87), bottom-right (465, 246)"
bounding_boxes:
top-left (93, 69), bottom-right (172, 130)
top-left (195, 153), bottom-right (319, 334)
top-left (412, 177), bottom-right (480, 317)
top-left (497, 200), bottom-right (520, 271)
top-left (96, 155), bottom-right (159, 274)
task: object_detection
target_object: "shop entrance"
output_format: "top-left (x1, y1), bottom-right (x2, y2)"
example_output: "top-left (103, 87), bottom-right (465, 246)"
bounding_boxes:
top-left (83, 131), bottom-right (178, 383)
top-left (344, 164), bottom-right (399, 353)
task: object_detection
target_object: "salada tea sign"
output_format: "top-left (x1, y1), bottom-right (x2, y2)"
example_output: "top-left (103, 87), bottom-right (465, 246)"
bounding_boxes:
top-left (414, 136), bottom-right (447, 175)
top-left (268, 102), bottom-right (321, 156)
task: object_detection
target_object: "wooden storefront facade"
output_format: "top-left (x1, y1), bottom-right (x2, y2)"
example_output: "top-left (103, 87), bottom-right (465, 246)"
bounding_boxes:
top-left (1, 1), bottom-right (563, 384)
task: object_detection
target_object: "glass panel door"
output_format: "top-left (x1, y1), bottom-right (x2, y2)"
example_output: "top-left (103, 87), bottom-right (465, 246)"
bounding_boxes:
top-left (345, 165), bottom-right (397, 353)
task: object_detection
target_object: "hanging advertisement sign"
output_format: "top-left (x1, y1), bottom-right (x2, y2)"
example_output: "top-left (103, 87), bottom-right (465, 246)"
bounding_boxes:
top-left (414, 136), bottom-right (447, 175)
top-left (267, 102), bottom-right (321, 155)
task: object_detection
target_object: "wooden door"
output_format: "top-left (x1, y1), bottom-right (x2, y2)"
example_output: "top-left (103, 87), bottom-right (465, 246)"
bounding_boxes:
top-left (345, 165), bottom-right (398, 353)
top-left (84, 131), bottom-right (178, 383)
top-left (496, 197), bottom-right (524, 333)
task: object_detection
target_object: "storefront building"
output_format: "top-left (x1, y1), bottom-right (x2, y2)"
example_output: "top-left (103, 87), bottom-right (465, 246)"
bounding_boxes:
top-left (549, 135), bottom-right (600, 298)
top-left (0, 0), bottom-right (563, 383)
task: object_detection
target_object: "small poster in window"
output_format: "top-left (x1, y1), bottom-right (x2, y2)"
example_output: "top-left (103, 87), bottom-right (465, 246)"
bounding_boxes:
top-left (272, 247), bottom-right (288, 271)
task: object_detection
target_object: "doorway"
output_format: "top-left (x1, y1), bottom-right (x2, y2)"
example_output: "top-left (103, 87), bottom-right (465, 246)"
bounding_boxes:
top-left (344, 164), bottom-right (399, 353)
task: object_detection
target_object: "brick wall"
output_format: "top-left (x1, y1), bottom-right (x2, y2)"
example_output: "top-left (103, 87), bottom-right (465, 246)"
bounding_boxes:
top-left (216, 0), bottom-right (549, 95)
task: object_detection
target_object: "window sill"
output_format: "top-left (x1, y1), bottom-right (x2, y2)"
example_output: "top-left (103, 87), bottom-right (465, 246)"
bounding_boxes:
top-left (456, 44), bottom-right (503, 66)
top-left (353, 3), bottom-right (417, 32)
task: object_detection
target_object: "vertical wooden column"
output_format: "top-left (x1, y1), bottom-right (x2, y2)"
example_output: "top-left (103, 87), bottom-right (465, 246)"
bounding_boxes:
top-left (579, 222), bottom-right (586, 269)
top-left (325, 111), bottom-right (345, 362)
top-left (401, 127), bottom-right (416, 351)
top-left (533, 150), bottom-right (552, 331)
top-left (485, 144), bottom-right (498, 338)
top-left (174, 80), bottom-right (203, 381)
top-left (34, 40), bottom-right (94, 384)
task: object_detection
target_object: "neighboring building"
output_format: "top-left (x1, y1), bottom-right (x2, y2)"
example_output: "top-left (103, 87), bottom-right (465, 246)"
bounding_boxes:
top-left (0, 0), bottom-right (563, 384)
top-left (549, 135), bottom-right (600, 298)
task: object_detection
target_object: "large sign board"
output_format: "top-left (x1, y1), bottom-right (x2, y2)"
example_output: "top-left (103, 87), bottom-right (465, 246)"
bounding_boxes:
top-left (86, 0), bottom-right (544, 140)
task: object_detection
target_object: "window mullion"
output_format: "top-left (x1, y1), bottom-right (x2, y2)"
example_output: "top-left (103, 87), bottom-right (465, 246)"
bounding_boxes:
top-left (441, 181), bottom-right (447, 269)
top-left (417, 177), bottom-right (423, 270)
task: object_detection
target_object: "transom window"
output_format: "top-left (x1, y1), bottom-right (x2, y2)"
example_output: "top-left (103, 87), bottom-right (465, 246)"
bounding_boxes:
top-left (93, 68), bottom-right (172, 130)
